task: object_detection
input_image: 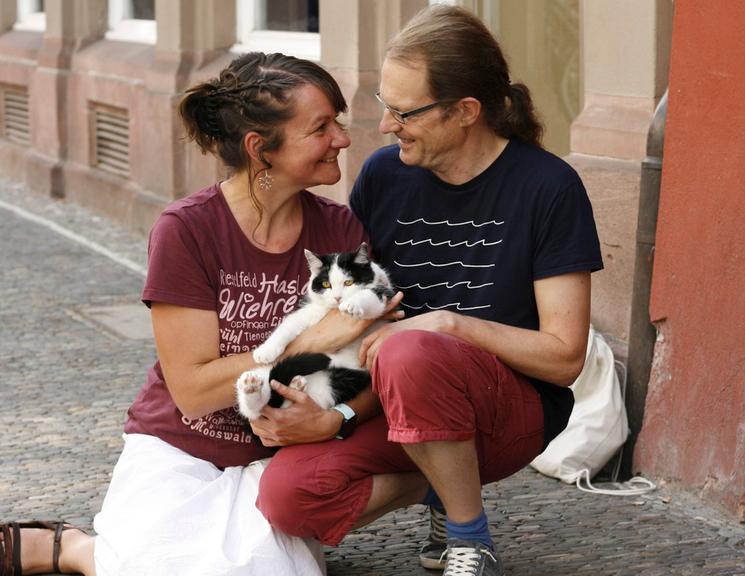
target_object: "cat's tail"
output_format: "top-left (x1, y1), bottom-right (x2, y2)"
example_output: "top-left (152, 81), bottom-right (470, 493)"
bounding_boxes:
top-left (267, 354), bottom-right (371, 408)
top-left (268, 353), bottom-right (332, 387)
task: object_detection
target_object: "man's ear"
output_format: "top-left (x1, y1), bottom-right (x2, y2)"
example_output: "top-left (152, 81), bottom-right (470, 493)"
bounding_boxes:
top-left (457, 97), bottom-right (482, 128)
top-left (243, 132), bottom-right (266, 165)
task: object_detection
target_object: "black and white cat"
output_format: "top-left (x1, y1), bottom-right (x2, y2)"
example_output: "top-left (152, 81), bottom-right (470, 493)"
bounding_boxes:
top-left (236, 243), bottom-right (395, 421)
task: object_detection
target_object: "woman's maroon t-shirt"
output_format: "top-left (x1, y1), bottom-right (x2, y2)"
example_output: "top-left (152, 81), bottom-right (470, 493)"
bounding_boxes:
top-left (125, 184), bottom-right (367, 468)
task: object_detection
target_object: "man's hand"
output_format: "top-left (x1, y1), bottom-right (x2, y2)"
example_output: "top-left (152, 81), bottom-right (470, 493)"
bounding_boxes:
top-left (282, 292), bottom-right (405, 357)
top-left (358, 310), bottom-right (457, 370)
top-left (249, 380), bottom-right (342, 446)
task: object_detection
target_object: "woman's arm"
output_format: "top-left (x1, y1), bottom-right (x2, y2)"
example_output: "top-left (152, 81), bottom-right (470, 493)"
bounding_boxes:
top-left (152, 293), bottom-right (401, 426)
top-left (151, 303), bottom-right (255, 419)
top-left (359, 271), bottom-right (591, 386)
top-left (281, 292), bottom-right (404, 356)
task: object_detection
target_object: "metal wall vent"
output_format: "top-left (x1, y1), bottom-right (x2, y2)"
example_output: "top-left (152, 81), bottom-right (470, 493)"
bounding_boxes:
top-left (2, 87), bottom-right (31, 146)
top-left (93, 106), bottom-right (130, 177)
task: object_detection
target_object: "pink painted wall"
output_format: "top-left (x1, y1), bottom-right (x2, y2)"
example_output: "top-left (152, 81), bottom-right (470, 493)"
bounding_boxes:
top-left (634, 1), bottom-right (745, 518)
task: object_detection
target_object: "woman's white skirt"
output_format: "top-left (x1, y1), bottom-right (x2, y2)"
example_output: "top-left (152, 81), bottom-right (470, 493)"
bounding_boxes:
top-left (93, 433), bottom-right (325, 576)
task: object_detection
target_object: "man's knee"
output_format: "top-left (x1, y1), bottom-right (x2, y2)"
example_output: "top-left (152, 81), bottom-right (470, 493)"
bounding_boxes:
top-left (374, 330), bottom-right (460, 400)
top-left (256, 461), bottom-right (311, 537)
top-left (257, 449), bottom-right (353, 540)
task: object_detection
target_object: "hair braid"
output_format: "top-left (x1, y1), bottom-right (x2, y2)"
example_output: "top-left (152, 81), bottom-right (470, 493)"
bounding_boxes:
top-left (179, 52), bottom-right (347, 171)
top-left (178, 52), bottom-right (347, 236)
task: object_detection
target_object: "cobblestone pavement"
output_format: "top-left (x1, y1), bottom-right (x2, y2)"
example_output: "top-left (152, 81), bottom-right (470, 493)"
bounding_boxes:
top-left (2, 181), bottom-right (745, 575)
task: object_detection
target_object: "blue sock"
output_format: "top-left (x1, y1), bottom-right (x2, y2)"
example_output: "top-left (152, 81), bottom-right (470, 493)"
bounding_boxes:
top-left (446, 509), bottom-right (493, 549)
top-left (421, 485), bottom-right (444, 511)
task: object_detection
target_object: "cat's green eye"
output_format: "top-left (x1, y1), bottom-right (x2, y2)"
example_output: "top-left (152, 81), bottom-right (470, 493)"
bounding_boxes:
top-left (344, 280), bottom-right (353, 286)
top-left (322, 281), bottom-right (331, 288)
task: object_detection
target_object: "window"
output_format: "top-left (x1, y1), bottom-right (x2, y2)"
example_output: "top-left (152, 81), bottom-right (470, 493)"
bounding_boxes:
top-left (13, 0), bottom-right (45, 32)
top-left (106, 0), bottom-right (156, 44)
top-left (91, 104), bottom-right (130, 178)
top-left (233, 0), bottom-right (320, 62)
top-left (263, 0), bottom-right (318, 32)
top-left (1, 85), bottom-right (31, 146)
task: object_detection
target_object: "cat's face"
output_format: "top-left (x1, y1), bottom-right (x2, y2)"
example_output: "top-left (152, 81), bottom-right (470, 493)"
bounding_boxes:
top-left (305, 243), bottom-right (374, 307)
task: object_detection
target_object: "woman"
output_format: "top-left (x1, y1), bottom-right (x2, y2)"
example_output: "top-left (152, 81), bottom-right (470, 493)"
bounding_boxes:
top-left (1, 52), bottom-right (394, 576)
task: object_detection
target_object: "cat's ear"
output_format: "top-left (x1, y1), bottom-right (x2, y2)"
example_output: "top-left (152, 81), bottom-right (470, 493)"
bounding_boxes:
top-left (304, 249), bottom-right (324, 276)
top-left (353, 242), bottom-right (370, 265)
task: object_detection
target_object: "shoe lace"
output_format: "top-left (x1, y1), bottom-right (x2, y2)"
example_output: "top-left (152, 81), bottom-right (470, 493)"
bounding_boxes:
top-left (429, 507), bottom-right (448, 542)
top-left (442, 546), bottom-right (497, 576)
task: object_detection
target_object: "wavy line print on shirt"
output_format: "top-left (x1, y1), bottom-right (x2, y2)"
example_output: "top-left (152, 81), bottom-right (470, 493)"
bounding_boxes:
top-left (394, 260), bottom-right (495, 268)
top-left (395, 238), bottom-right (503, 248)
top-left (397, 218), bottom-right (505, 227)
top-left (397, 280), bottom-right (494, 290)
top-left (401, 301), bottom-right (491, 312)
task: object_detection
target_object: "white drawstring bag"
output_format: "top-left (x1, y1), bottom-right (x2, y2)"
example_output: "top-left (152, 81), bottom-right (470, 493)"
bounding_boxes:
top-left (530, 326), bottom-right (630, 485)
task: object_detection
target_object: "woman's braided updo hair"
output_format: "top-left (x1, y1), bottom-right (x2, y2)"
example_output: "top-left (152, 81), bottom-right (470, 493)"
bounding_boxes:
top-left (179, 52), bottom-right (347, 172)
top-left (386, 5), bottom-right (543, 148)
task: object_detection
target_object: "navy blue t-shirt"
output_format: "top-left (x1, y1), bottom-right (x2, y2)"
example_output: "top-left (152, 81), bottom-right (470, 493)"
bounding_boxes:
top-left (350, 140), bottom-right (603, 447)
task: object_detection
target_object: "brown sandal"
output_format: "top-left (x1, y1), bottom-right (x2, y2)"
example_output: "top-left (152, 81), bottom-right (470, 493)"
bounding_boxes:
top-left (1, 521), bottom-right (82, 575)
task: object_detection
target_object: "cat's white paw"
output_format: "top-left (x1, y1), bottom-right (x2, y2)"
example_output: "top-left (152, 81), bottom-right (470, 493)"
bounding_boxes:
top-left (252, 342), bottom-right (283, 365)
top-left (237, 371), bottom-right (264, 395)
top-left (339, 291), bottom-right (385, 320)
top-left (236, 369), bottom-right (270, 420)
top-left (338, 299), bottom-right (367, 319)
top-left (277, 375), bottom-right (308, 410)
top-left (288, 375), bottom-right (307, 392)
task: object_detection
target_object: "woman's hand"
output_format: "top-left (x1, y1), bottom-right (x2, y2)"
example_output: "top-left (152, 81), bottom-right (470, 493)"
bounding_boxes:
top-left (249, 381), bottom-right (342, 446)
top-left (282, 291), bottom-right (404, 357)
top-left (251, 293), bottom-right (405, 446)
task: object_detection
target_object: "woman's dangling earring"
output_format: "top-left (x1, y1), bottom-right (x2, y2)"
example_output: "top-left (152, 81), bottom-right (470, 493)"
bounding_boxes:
top-left (257, 169), bottom-right (273, 192)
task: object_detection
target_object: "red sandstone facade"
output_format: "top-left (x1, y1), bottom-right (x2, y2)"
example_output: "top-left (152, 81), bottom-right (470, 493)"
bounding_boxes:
top-left (634, 0), bottom-right (745, 520)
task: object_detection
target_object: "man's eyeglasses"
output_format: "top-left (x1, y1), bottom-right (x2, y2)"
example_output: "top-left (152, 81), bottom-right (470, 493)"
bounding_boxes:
top-left (375, 92), bottom-right (448, 124)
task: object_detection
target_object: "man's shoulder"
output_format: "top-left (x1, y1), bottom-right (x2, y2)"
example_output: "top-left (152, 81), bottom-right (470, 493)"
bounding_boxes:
top-left (358, 145), bottom-right (431, 192)
top-left (367, 143), bottom-right (403, 165)
top-left (507, 140), bottom-right (580, 186)
top-left (361, 144), bottom-right (409, 177)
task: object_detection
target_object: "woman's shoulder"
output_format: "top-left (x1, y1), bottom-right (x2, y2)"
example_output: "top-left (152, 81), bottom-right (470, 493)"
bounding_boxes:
top-left (301, 190), bottom-right (367, 248)
top-left (301, 190), bottom-right (356, 221)
top-left (160, 183), bottom-right (223, 220)
top-left (150, 183), bottom-right (226, 236)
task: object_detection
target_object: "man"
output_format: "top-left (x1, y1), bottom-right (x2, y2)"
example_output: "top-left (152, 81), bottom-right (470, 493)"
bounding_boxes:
top-left (257, 6), bottom-right (602, 576)
top-left (350, 5), bottom-right (603, 575)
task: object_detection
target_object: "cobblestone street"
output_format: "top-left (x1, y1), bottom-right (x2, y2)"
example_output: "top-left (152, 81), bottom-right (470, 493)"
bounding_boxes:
top-left (2, 181), bottom-right (745, 575)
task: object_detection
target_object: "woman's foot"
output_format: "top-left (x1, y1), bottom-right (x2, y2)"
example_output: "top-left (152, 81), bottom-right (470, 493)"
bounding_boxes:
top-left (1, 522), bottom-right (91, 575)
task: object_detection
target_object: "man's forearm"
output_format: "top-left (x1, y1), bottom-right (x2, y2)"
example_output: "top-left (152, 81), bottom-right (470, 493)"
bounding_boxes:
top-left (449, 313), bottom-right (586, 387)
